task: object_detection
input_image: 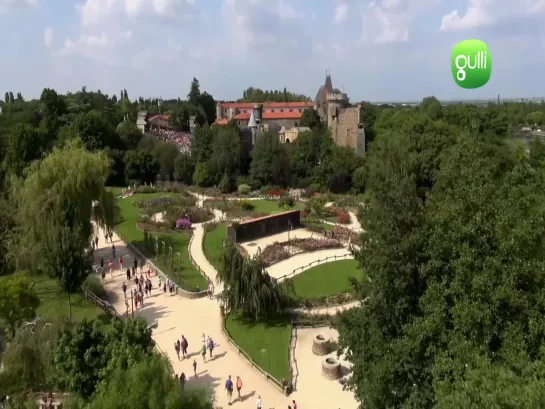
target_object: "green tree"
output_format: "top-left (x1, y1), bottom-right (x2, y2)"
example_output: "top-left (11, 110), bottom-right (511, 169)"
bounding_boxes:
top-left (69, 110), bottom-right (115, 151)
top-left (191, 125), bottom-right (214, 163)
top-left (299, 108), bottom-right (322, 129)
top-left (55, 317), bottom-right (155, 399)
top-left (150, 141), bottom-right (179, 179)
top-left (198, 91), bottom-right (216, 125)
top-left (219, 240), bottom-right (287, 321)
top-left (3, 123), bottom-right (47, 176)
top-left (208, 127), bottom-right (241, 187)
top-left (187, 77), bottom-right (201, 106)
top-left (4, 91), bottom-right (9, 103)
top-left (124, 149), bottom-right (160, 185)
top-left (0, 275), bottom-right (40, 337)
top-left (174, 153), bottom-right (195, 185)
top-left (39, 88), bottom-right (67, 137)
top-left (526, 111), bottom-right (543, 126)
top-left (117, 121), bottom-right (142, 149)
top-left (352, 165), bottom-right (366, 193)
top-left (250, 131), bottom-right (291, 187)
top-left (192, 162), bottom-right (209, 187)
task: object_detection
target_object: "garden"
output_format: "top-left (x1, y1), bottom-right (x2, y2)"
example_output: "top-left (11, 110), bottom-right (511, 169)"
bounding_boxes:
top-left (115, 192), bottom-right (210, 291)
top-left (284, 259), bottom-right (363, 306)
top-left (260, 237), bottom-right (344, 266)
top-left (203, 222), bottom-right (228, 273)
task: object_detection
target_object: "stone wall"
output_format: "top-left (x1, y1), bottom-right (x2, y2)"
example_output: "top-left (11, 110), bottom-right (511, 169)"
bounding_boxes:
top-left (329, 107), bottom-right (365, 155)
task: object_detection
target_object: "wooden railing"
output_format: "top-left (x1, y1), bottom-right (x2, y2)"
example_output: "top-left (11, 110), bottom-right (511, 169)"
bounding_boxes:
top-left (83, 289), bottom-right (120, 319)
top-left (277, 253), bottom-right (352, 281)
top-left (220, 315), bottom-right (288, 394)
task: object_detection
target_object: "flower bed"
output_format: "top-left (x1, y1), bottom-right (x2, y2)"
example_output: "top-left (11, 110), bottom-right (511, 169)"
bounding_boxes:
top-left (332, 226), bottom-right (361, 245)
top-left (289, 237), bottom-right (343, 251)
top-left (294, 291), bottom-right (355, 309)
top-left (336, 210), bottom-right (351, 224)
top-left (261, 242), bottom-right (290, 266)
top-left (136, 221), bottom-right (193, 236)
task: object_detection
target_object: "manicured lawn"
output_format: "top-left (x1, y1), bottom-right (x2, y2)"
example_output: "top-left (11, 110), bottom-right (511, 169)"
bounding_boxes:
top-left (224, 314), bottom-right (291, 382)
top-left (0, 272), bottom-right (110, 324)
top-left (115, 193), bottom-right (207, 291)
top-left (203, 223), bottom-right (227, 273)
top-left (106, 186), bottom-right (125, 196)
top-left (288, 259), bottom-right (362, 300)
top-left (244, 199), bottom-right (305, 214)
top-left (303, 219), bottom-right (335, 232)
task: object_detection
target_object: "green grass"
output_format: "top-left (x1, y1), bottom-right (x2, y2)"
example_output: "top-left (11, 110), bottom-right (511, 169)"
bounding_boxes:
top-left (115, 193), bottom-right (207, 291)
top-left (304, 220), bottom-right (335, 232)
top-left (288, 259), bottom-right (362, 300)
top-left (0, 272), bottom-right (110, 325)
top-left (224, 314), bottom-right (291, 382)
top-left (245, 199), bottom-right (305, 214)
top-left (203, 223), bottom-right (227, 273)
top-left (106, 186), bottom-right (125, 196)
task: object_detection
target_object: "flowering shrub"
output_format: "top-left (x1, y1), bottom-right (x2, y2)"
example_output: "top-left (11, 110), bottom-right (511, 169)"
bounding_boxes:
top-left (332, 226), bottom-right (361, 244)
top-left (290, 238), bottom-right (343, 251)
top-left (261, 242), bottom-right (290, 266)
top-left (268, 188), bottom-right (285, 197)
top-left (300, 211), bottom-right (309, 218)
top-left (238, 184), bottom-right (251, 194)
top-left (337, 211), bottom-right (351, 224)
top-left (238, 201), bottom-right (255, 211)
top-left (289, 188), bottom-right (305, 200)
top-left (176, 218), bottom-right (192, 230)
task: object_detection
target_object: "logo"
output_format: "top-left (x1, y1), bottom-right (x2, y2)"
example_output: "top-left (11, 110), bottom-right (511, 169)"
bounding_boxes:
top-left (451, 39), bottom-right (491, 89)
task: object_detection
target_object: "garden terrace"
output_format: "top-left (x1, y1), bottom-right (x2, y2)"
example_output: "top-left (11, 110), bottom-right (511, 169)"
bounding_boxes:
top-left (204, 199), bottom-right (305, 219)
top-left (227, 210), bottom-right (302, 244)
top-left (115, 193), bottom-right (207, 291)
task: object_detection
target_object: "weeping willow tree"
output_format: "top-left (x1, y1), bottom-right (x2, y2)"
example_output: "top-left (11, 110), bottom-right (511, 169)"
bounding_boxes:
top-left (7, 140), bottom-right (117, 317)
top-left (219, 240), bottom-right (287, 321)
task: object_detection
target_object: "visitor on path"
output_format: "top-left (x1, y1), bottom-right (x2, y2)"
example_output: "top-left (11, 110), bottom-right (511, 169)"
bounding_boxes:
top-left (225, 376), bottom-right (234, 405)
top-left (256, 395), bottom-right (262, 409)
top-left (139, 258), bottom-right (144, 273)
top-left (108, 260), bottom-right (113, 276)
top-left (208, 337), bottom-right (214, 358)
top-left (119, 256), bottom-right (124, 271)
top-left (101, 267), bottom-right (106, 281)
top-left (108, 231), bottom-right (113, 242)
top-left (126, 268), bottom-right (131, 281)
top-left (292, 400), bottom-right (297, 409)
top-left (134, 290), bottom-right (139, 309)
top-left (163, 281), bottom-right (167, 295)
top-left (135, 276), bottom-right (139, 287)
top-left (105, 232), bottom-right (109, 243)
top-left (139, 290), bottom-right (144, 307)
top-left (112, 244), bottom-right (116, 259)
top-left (180, 372), bottom-right (186, 390)
top-left (200, 343), bottom-right (206, 362)
top-left (94, 236), bottom-right (99, 249)
top-left (236, 376), bottom-right (243, 401)
top-left (122, 282), bottom-right (127, 298)
top-left (133, 258), bottom-right (138, 274)
top-left (100, 257), bottom-right (104, 270)
top-left (192, 359), bottom-right (197, 376)
top-left (181, 335), bottom-right (188, 359)
top-left (175, 340), bottom-right (181, 360)
top-left (202, 333), bottom-right (206, 344)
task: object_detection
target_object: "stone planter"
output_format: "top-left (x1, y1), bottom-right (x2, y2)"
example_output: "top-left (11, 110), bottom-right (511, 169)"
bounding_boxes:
top-left (322, 357), bottom-right (341, 380)
top-left (312, 334), bottom-right (328, 355)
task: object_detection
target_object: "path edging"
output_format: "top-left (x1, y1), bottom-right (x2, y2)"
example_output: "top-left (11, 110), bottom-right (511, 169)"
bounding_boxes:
top-left (220, 312), bottom-right (290, 396)
top-left (114, 229), bottom-right (207, 299)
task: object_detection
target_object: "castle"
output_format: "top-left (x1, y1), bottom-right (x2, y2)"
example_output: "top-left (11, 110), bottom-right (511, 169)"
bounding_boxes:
top-left (214, 72), bottom-right (365, 155)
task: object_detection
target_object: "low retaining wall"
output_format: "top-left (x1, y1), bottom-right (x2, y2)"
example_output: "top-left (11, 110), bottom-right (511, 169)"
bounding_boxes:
top-left (114, 229), bottom-right (208, 299)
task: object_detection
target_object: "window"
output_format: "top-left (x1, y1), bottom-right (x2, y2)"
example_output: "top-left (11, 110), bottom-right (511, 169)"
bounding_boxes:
top-left (289, 108), bottom-right (293, 112)
top-left (280, 109), bottom-right (284, 112)
top-left (243, 109), bottom-right (247, 113)
top-left (295, 122), bottom-right (298, 127)
top-left (347, 129), bottom-right (352, 138)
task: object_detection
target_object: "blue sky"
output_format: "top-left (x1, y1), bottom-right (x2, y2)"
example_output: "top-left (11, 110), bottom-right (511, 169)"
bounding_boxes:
top-left (1, 0), bottom-right (544, 102)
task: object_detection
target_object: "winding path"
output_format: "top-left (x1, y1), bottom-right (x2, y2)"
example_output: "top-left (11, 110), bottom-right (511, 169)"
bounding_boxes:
top-left (95, 191), bottom-right (360, 409)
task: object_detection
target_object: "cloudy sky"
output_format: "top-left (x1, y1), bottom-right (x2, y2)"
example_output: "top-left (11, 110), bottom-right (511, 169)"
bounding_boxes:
top-left (1, 0), bottom-right (544, 102)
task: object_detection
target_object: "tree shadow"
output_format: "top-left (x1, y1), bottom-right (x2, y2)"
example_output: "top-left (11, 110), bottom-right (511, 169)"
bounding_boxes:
top-left (185, 371), bottom-right (220, 406)
top-left (237, 390), bottom-right (256, 403)
top-left (209, 351), bottom-right (227, 361)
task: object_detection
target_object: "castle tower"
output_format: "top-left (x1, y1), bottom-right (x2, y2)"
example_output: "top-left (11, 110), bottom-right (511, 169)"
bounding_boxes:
top-left (248, 110), bottom-right (258, 146)
top-left (252, 103), bottom-right (263, 125)
top-left (215, 102), bottom-right (222, 121)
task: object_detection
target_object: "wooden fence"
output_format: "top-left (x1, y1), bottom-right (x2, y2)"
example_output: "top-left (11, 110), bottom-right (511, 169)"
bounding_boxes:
top-left (83, 289), bottom-right (120, 319)
top-left (277, 253), bottom-right (352, 281)
top-left (220, 316), bottom-right (288, 394)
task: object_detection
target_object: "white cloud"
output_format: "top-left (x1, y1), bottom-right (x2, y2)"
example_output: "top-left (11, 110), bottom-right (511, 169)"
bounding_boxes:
top-left (440, 0), bottom-right (545, 32)
top-left (43, 27), bottom-right (54, 48)
top-left (76, 0), bottom-right (196, 26)
top-left (58, 31), bottom-right (133, 65)
top-left (360, 0), bottom-right (438, 44)
top-left (334, 2), bottom-right (348, 23)
top-left (0, 0), bottom-right (37, 14)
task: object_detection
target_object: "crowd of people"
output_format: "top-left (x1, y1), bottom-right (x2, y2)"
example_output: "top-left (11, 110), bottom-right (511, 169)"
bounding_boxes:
top-left (146, 127), bottom-right (192, 154)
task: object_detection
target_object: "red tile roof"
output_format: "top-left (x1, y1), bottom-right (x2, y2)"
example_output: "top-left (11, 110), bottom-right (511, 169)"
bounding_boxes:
top-left (214, 118), bottom-right (229, 125)
top-left (234, 111), bottom-right (303, 120)
top-left (221, 101), bottom-right (313, 109)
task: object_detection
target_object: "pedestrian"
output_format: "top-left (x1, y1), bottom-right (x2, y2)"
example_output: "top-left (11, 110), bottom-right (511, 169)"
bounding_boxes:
top-left (180, 372), bottom-right (186, 390)
top-left (134, 290), bottom-right (139, 309)
top-left (112, 244), bottom-right (116, 258)
top-left (105, 232), bottom-right (109, 243)
top-left (100, 257), bottom-right (104, 270)
top-left (181, 335), bottom-right (188, 359)
top-left (139, 290), bottom-right (144, 307)
top-left (119, 256), bottom-right (124, 271)
top-left (256, 395), bottom-right (262, 409)
top-left (201, 343), bottom-right (206, 362)
top-left (94, 236), bottom-right (99, 249)
top-left (109, 231), bottom-right (113, 242)
top-left (236, 376), bottom-right (243, 401)
top-left (108, 260), bottom-right (113, 276)
top-left (122, 282), bottom-right (127, 298)
top-left (175, 340), bottom-right (181, 360)
top-left (192, 359), bottom-right (197, 376)
top-left (225, 375), bottom-right (234, 406)
top-left (135, 276), bottom-right (139, 287)
top-left (292, 400), bottom-right (297, 409)
top-left (208, 337), bottom-right (214, 358)
top-left (163, 281), bottom-right (167, 295)
top-left (133, 258), bottom-right (138, 274)
top-left (126, 268), bottom-right (131, 281)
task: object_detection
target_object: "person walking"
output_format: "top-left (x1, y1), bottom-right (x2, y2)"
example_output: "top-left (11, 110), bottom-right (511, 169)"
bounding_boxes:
top-left (94, 236), bottom-right (99, 249)
top-left (122, 282), bottom-right (127, 298)
top-left (105, 232), bottom-right (109, 243)
top-left (225, 375), bottom-right (234, 406)
top-left (181, 335), bottom-right (188, 359)
top-left (256, 395), bottom-right (262, 409)
top-left (236, 376), bottom-right (243, 401)
top-left (174, 340), bottom-right (180, 361)
top-left (192, 359), bottom-right (197, 377)
top-left (108, 260), bottom-right (113, 276)
top-left (108, 231), bottom-right (113, 242)
top-left (100, 257), bottom-right (104, 271)
top-left (111, 244), bottom-right (116, 259)
top-left (139, 258), bottom-right (144, 273)
top-left (200, 343), bottom-right (206, 362)
top-left (126, 268), bottom-right (131, 281)
top-left (180, 372), bottom-right (186, 390)
top-left (292, 400), bottom-right (297, 409)
top-left (208, 337), bottom-right (214, 358)
top-left (119, 256), bottom-right (124, 272)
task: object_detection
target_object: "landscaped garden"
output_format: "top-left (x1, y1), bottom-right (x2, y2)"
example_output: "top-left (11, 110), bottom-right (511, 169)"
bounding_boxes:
top-left (115, 192), bottom-right (209, 291)
top-left (261, 237), bottom-right (344, 266)
top-left (287, 259), bottom-right (362, 300)
top-left (224, 314), bottom-right (291, 383)
top-left (204, 198), bottom-right (305, 219)
top-left (203, 222), bottom-right (228, 273)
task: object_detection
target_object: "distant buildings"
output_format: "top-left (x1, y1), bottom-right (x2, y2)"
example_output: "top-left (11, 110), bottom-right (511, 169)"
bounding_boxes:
top-left (214, 71), bottom-right (365, 155)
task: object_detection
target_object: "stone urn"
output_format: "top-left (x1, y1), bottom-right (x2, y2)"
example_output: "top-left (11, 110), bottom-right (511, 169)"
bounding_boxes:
top-left (322, 357), bottom-right (342, 380)
top-left (312, 334), bottom-right (328, 355)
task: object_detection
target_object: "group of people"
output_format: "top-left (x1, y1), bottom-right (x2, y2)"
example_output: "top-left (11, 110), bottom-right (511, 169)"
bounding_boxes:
top-left (147, 128), bottom-right (191, 153)
top-left (159, 276), bottom-right (177, 295)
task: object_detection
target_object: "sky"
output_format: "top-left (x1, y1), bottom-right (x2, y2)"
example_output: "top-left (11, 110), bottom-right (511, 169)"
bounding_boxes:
top-left (0, 0), bottom-right (544, 102)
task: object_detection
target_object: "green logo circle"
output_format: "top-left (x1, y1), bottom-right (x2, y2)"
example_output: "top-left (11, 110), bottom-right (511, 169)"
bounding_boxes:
top-left (451, 39), bottom-right (492, 89)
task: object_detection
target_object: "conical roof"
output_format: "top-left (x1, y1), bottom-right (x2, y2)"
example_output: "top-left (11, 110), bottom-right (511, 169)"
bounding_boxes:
top-left (248, 110), bottom-right (257, 127)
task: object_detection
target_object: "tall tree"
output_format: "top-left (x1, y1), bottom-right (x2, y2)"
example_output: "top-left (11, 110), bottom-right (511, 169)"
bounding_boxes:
top-left (299, 108), bottom-right (322, 129)
top-left (198, 91), bottom-right (216, 125)
top-left (191, 125), bottom-right (214, 163)
top-left (3, 123), bottom-right (47, 177)
top-left (187, 78), bottom-right (201, 106)
top-left (0, 275), bottom-right (40, 337)
top-left (124, 149), bottom-right (160, 184)
top-left (250, 132), bottom-right (291, 187)
top-left (4, 91), bottom-right (9, 103)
